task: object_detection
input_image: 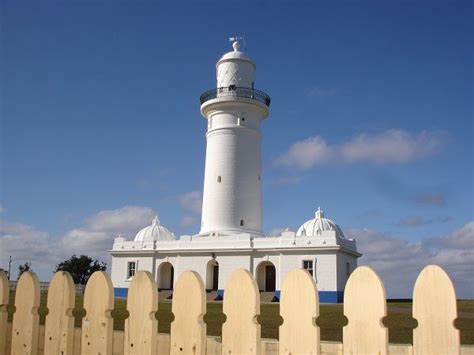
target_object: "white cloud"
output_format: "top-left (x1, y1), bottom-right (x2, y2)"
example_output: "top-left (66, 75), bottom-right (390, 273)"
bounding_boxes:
top-left (347, 222), bottom-right (474, 298)
top-left (179, 191), bottom-right (202, 215)
top-left (275, 136), bottom-right (333, 169)
top-left (178, 191), bottom-right (202, 228)
top-left (0, 221), bottom-right (58, 277)
top-left (85, 206), bottom-right (155, 234)
top-left (0, 205), bottom-right (157, 280)
top-left (436, 221), bottom-right (474, 250)
top-left (275, 129), bottom-right (446, 170)
top-left (180, 215), bottom-right (199, 227)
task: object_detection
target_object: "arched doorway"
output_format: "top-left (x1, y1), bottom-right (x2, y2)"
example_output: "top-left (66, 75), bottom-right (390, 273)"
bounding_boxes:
top-left (206, 260), bottom-right (219, 291)
top-left (157, 262), bottom-right (174, 290)
top-left (256, 261), bottom-right (276, 292)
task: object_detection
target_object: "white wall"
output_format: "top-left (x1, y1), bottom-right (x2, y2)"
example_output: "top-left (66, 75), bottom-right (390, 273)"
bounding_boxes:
top-left (110, 246), bottom-right (354, 293)
top-left (336, 252), bottom-right (358, 291)
top-left (110, 254), bottom-right (155, 288)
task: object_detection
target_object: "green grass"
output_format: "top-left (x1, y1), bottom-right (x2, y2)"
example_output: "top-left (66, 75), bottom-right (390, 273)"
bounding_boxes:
top-left (7, 293), bottom-right (474, 345)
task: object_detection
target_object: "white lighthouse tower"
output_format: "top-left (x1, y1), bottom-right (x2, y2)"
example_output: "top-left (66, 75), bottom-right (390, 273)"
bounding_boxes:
top-left (110, 40), bottom-right (360, 302)
top-left (199, 39), bottom-right (271, 236)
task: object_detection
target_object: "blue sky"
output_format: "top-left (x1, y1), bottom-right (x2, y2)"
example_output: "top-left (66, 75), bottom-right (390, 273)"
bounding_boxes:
top-left (1, 0), bottom-right (473, 297)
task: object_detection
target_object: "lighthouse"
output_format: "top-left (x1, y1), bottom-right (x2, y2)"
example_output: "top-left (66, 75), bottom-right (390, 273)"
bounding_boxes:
top-left (199, 39), bottom-right (271, 236)
top-left (110, 39), bottom-right (360, 302)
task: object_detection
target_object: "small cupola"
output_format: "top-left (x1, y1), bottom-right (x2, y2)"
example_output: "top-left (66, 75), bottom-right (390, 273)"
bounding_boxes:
top-left (134, 216), bottom-right (176, 242)
top-left (296, 207), bottom-right (345, 238)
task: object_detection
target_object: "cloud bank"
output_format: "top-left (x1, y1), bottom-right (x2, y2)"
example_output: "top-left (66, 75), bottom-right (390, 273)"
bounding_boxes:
top-left (0, 206), bottom-right (156, 280)
top-left (275, 129), bottom-right (446, 170)
top-left (1, 205), bottom-right (471, 299)
top-left (348, 221), bottom-right (474, 298)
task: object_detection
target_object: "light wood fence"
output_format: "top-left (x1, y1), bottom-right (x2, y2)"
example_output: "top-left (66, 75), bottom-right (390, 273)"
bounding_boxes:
top-left (0, 265), bottom-right (472, 355)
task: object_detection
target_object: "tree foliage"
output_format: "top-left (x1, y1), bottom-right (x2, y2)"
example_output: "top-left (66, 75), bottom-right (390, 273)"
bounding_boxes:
top-left (18, 262), bottom-right (32, 279)
top-left (54, 255), bottom-right (106, 285)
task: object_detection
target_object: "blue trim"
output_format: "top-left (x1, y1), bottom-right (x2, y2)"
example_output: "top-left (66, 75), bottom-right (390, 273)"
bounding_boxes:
top-left (270, 291), bottom-right (342, 303)
top-left (114, 287), bottom-right (128, 298)
top-left (114, 287), bottom-right (342, 303)
top-left (319, 291), bottom-right (344, 303)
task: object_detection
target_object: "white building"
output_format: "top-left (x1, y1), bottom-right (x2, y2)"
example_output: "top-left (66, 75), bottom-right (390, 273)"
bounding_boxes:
top-left (109, 40), bottom-right (360, 302)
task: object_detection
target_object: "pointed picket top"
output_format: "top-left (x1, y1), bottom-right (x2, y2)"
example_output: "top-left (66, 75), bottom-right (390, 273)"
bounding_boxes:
top-left (343, 266), bottom-right (388, 355)
top-left (170, 271), bottom-right (206, 355)
top-left (124, 271), bottom-right (158, 355)
top-left (222, 269), bottom-right (261, 355)
top-left (413, 265), bottom-right (459, 355)
top-left (81, 271), bottom-right (114, 355)
top-left (279, 268), bottom-right (320, 355)
top-left (11, 271), bottom-right (40, 355)
top-left (44, 271), bottom-right (75, 355)
top-left (0, 270), bottom-right (9, 355)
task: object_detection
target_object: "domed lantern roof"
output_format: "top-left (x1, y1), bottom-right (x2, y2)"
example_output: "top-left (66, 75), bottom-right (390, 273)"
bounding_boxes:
top-left (134, 216), bottom-right (176, 242)
top-left (296, 207), bottom-right (345, 238)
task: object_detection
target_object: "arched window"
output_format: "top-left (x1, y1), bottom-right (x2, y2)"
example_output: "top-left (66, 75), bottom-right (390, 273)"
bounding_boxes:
top-left (217, 176), bottom-right (222, 183)
top-left (240, 219), bottom-right (244, 226)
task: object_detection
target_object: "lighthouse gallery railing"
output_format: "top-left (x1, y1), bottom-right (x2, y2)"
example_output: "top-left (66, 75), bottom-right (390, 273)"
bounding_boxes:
top-left (200, 86), bottom-right (271, 107)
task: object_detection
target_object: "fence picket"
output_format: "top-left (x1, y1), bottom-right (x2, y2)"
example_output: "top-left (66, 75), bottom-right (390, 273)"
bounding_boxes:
top-left (44, 271), bottom-right (75, 355)
top-left (170, 271), bottom-right (206, 355)
top-left (11, 271), bottom-right (40, 355)
top-left (413, 264), bottom-right (459, 355)
top-left (343, 266), bottom-right (388, 355)
top-left (222, 269), bottom-right (261, 355)
top-left (279, 268), bottom-right (320, 355)
top-left (0, 270), bottom-right (9, 355)
top-left (124, 271), bottom-right (158, 355)
top-left (81, 271), bottom-right (114, 355)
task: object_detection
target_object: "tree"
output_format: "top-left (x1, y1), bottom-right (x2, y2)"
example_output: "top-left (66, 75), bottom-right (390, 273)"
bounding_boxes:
top-left (18, 262), bottom-right (32, 279)
top-left (54, 255), bottom-right (107, 285)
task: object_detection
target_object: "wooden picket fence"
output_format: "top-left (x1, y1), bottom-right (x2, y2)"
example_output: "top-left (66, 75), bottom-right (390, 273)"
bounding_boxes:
top-left (0, 265), bottom-right (471, 355)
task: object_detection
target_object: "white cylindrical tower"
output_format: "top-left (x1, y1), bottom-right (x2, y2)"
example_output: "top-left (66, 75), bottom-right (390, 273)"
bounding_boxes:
top-left (199, 40), bottom-right (270, 236)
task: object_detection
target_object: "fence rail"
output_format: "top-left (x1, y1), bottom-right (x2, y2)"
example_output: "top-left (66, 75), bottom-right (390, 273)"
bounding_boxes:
top-left (0, 265), bottom-right (471, 355)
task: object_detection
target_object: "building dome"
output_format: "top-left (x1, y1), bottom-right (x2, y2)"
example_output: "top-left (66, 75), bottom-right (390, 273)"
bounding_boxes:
top-left (296, 207), bottom-right (345, 238)
top-left (134, 216), bottom-right (176, 242)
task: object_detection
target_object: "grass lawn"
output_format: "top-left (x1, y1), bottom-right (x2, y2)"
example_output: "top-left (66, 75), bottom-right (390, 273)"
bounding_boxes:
top-left (7, 293), bottom-right (474, 345)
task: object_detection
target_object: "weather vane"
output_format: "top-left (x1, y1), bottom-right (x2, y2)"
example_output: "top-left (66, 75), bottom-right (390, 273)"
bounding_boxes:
top-left (229, 35), bottom-right (245, 51)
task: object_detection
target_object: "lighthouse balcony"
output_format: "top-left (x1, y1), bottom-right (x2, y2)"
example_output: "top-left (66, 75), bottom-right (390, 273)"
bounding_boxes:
top-left (200, 86), bottom-right (271, 107)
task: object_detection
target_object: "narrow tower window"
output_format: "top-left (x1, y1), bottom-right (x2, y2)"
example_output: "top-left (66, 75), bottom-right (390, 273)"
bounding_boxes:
top-left (240, 219), bottom-right (244, 226)
top-left (217, 176), bottom-right (222, 183)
